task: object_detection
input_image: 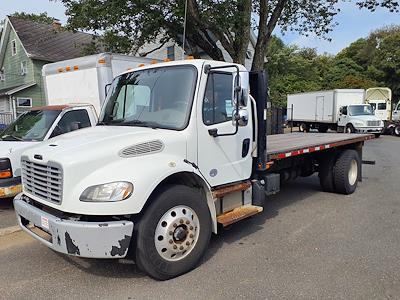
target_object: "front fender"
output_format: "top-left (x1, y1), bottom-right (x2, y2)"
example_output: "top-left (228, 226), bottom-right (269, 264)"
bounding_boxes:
top-left (61, 153), bottom-right (198, 215)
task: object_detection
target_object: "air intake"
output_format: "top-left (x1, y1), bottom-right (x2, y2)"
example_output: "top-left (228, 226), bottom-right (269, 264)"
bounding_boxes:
top-left (119, 140), bottom-right (164, 157)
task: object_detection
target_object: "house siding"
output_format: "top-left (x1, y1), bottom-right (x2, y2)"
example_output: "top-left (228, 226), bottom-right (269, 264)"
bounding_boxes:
top-left (0, 29), bottom-right (34, 90)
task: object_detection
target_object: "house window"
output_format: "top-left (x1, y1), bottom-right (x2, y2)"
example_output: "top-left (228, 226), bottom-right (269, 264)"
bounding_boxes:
top-left (16, 98), bottom-right (32, 108)
top-left (167, 46), bottom-right (175, 60)
top-left (11, 40), bottom-right (17, 56)
top-left (21, 61), bottom-right (28, 75)
top-left (0, 68), bottom-right (4, 81)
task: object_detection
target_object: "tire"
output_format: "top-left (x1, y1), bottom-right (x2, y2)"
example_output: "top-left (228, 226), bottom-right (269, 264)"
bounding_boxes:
top-left (318, 152), bottom-right (336, 193)
top-left (318, 125), bottom-right (328, 133)
top-left (345, 124), bottom-right (355, 134)
top-left (299, 123), bottom-right (309, 133)
top-left (374, 133), bottom-right (381, 138)
top-left (333, 150), bottom-right (360, 195)
top-left (135, 185), bottom-right (211, 280)
top-left (395, 125), bottom-right (400, 137)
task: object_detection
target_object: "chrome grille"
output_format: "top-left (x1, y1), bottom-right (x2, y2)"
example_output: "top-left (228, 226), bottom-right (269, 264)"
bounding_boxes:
top-left (21, 158), bottom-right (63, 204)
top-left (367, 120), bottom-right (380, 126)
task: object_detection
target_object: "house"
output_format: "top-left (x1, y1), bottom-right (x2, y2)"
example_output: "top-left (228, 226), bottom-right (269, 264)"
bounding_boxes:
top-left (136, 31), bottom-right (258, 71)
top-left (0, 16), bottom-right (97, 120)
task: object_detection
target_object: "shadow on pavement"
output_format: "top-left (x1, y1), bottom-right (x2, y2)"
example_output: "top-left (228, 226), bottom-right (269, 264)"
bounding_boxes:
top-left (55, 175), bottom-right (324, 279)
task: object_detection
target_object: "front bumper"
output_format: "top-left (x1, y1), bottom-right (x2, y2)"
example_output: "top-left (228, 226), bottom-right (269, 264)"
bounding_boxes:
top-left (0, 177), bottom-right (22, 198)
top-left (14, 194), bottom-right (134, 258)
top-left (355, 127), bottom-right (383, 134)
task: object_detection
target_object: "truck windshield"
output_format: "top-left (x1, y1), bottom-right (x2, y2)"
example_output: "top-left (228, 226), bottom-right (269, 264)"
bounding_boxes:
top-left (0, 110), bottom-right (61, 141)
top-left (99, 65), bottom-right (197, 130)
top-left (348, 105), bottom-right (374, 116)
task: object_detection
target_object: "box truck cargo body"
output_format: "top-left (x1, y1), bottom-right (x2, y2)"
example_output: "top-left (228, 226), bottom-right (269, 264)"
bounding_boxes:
top-left (42, 53), bottom-right (154, 114)
top-left (287, 89), bottom-right (383, 136)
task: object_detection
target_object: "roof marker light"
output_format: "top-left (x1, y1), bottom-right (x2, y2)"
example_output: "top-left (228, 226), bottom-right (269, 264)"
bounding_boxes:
top-left (138, 63), bottom-right (145, 67)
top-left (187, 55), bottom-right (194, 60)
top-left (65, 66), bottom-right (71, 71)
top-left (163, 58), bottom-right (171, 62)
top-left (151, 60), bottom-right (158, 64)
top-left (73, 65), bottom-right (79, 70)
top-left (57, 67), bottom-right (63, 73)
top-left (98, 58), bottom-right (106, 64)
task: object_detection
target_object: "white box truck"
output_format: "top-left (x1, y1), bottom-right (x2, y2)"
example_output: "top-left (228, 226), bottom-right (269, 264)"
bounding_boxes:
top-left (287, 89), bottom-right (383, 137)
top-left (42, 53), bottom-right (155, 114)
top-left (15, 59), bottom-right (375, 280)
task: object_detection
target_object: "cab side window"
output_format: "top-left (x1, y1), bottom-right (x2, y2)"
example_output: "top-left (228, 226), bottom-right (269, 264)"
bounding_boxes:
top-left (202, 73), bottom-right (234, 125)
top-left (50, 110), bottom-right (91, 138)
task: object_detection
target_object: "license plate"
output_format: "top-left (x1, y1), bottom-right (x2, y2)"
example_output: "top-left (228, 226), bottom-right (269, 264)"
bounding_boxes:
top-left (41, 216), bottom-right (49, 230)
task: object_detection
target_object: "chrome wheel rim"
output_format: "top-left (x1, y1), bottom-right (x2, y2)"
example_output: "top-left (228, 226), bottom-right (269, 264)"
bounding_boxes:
top-left (155, 205), bottom-right (200, 261)
top-left (348, 159), bottom-right (358, 186)
top-left (346, 126), bottom-right (352, 133)
top-left (395, 127), bottom-right (400, 135)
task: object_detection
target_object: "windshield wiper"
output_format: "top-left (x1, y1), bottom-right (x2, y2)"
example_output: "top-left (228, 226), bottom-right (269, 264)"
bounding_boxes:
top-left (1, 134), bottom-right (23, 141)
top-left (117, 120), bottom-right (159, 129)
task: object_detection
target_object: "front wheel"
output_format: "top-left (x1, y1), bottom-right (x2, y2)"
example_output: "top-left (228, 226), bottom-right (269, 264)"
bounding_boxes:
top-left (135, 185), bottom-right (211, 280)
top-left (374, 133), bottom-right (381, 138)
top-left (395, 125), bottom-right (400, 137)
top-left (299, 123), bottom-right (309, 133)
top-left (345, 124), bottom-right (355, 134)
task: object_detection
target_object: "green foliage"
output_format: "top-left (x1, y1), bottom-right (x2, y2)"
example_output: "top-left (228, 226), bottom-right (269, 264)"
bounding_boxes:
top-left (10, 12), bottom-right (54, 24)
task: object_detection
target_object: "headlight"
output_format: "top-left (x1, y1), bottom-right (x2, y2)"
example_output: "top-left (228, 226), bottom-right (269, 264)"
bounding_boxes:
top-left (0, 158), bottom-right (12, 179)
top-left (80, 181), bottom-right (133, 202)
top-left (353, 121), bottom-right (364, 126)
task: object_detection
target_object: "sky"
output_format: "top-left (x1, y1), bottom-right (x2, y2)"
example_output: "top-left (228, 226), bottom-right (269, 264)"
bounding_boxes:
top-left (0, 0), bottom-right (399, 54)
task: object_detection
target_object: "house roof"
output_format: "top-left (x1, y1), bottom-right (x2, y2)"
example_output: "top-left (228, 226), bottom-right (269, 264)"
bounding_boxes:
top-left (0, 82), bottom-right (36, 96)
top-left (8, 16), bottom-right (98, 62)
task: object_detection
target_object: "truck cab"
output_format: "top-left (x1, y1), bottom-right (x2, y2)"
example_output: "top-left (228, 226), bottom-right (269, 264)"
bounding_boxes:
top-left (14, 59), bottom-right (374, 280)
top-left (0, 105), bottom-right (97, 198)
top-left (338, 104), bottom-right (383, 137)
top-left (393, 102), bottom-right (400, 122)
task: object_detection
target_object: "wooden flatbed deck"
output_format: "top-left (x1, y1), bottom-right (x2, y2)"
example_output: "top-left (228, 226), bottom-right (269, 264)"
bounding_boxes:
top-left (267, 133), bottom-right (374, 160)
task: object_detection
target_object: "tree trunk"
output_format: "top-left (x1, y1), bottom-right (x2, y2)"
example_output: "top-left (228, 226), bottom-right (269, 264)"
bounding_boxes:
top-left (232, 0), bottom-right (252, 65)
top-left (252, 0), bottom-right (287, 71)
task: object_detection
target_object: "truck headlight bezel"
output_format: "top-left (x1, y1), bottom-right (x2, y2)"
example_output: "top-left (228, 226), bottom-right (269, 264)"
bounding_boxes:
top-left (79, 181), bottom-right (133, 202)
top-left (0, 158), bottom-right (12, 179)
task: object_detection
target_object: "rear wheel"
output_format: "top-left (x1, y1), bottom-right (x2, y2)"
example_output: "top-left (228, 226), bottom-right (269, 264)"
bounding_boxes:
top-left (319, 153), bottom-right (336, 192)
top-left (299, 123), bottom-right (309, 133)
top-left (135, 185), bottom-right (211, 280)
top-left (345, 124), bottom-right (355, 134)
top-left (318, 125), bottom-right (328, 133)
top-left (374, 133), bottom-right (381, 138)
top-left (333, 150), bottom-right (360, 195)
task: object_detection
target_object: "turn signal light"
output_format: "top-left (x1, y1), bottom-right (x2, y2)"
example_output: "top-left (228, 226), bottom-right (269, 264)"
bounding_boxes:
top-left (0, 170), bottom-right (12, 179)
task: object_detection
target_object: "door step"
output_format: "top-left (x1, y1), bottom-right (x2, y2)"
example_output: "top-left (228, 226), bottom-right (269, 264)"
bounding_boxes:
top-left (217, 205), bottom-right (263, 227)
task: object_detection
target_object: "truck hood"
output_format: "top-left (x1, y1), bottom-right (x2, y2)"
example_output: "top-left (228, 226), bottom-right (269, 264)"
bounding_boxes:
top-left (0, 141), bottom-right (39, 177)
top-left (21, 125), bottom-right (188, 165)
top-left (351, 115), bottom-right (382, 122)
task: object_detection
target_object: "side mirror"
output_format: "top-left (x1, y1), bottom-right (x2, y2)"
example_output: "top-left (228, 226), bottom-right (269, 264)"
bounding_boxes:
top-left (70, 121), bottom-right (82, 131)
top-left (239, 88), bottom-right (248, 107)
top-left (232, 109), bottom-right (249, 127)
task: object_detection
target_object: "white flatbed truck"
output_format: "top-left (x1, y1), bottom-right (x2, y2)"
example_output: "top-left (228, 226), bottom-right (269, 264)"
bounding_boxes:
top-left (14, 59), bottom-right (374, 280)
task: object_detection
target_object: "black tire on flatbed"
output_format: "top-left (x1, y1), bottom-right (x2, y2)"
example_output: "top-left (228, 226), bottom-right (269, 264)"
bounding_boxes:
top-left (333, 150), bottom-right (360, 195)
top-left (135, 185), bottom-right (211, 280)
top-left (319, 152), bottom-right (336, 193)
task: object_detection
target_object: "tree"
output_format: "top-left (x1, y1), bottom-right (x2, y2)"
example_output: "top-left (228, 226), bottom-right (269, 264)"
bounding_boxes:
top-left (10, 12), bottom-right (54, 24)
top-left (59, 0), bottom-right (399, 71)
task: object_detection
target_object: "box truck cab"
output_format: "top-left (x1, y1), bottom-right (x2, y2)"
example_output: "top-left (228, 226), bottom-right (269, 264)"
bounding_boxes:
top-left (15, 60), bottom-right (374, 280)
top-left (393, 102), bottom-right (400, 122)
top-left (338, 104), bottom-right (383, 136)
top-left (0, 105), bottom-right (97, 198)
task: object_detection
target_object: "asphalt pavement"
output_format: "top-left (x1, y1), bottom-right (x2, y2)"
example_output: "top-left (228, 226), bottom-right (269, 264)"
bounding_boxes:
top-left (0, 135), bottom-right (399, 299)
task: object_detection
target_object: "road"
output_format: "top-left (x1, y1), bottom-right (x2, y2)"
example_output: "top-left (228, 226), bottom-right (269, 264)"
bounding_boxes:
top-left (1, 136), bottom-right (399, 299)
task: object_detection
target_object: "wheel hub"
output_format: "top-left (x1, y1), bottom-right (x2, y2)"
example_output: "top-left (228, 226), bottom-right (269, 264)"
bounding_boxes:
top-left (155, 205), bottom-right (200, 261)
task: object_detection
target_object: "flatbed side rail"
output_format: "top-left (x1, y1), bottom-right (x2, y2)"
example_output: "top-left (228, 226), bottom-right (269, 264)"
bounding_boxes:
top-left (268, 134), bottom-right (374, 161)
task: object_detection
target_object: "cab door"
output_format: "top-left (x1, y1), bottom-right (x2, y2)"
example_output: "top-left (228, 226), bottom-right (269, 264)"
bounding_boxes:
top-left (197, 71), bottom-right (253, 187)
